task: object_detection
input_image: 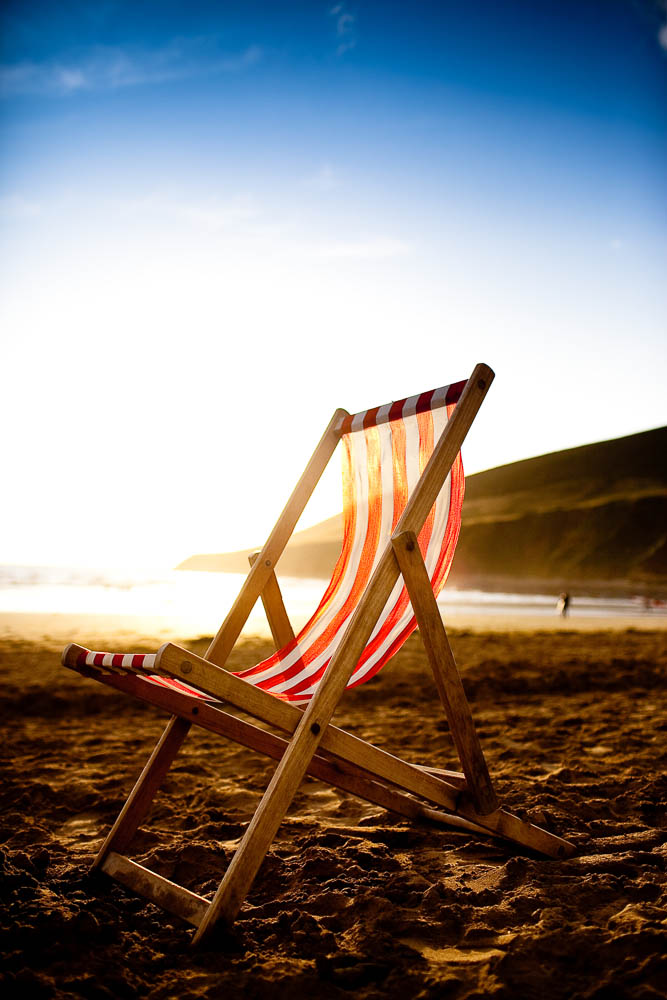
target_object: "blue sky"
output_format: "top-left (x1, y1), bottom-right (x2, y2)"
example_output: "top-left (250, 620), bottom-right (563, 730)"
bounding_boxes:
top-left (1, 1), bottom-right (666, 567)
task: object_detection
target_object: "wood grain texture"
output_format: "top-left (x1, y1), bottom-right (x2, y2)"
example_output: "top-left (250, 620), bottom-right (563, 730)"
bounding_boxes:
top-left (95, 670), bottom-right (461, 828)
top-left (248, 552), bottom-right (295, 649)
top-left (155, 643), bottom-right (460, 812)
top-left (455, 806), bottom-right (576, 859)
top-left (102, 852), bottom-right (209, 927)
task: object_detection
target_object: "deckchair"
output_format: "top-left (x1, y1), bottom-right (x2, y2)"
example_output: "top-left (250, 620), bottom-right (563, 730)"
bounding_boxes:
top-left (62, 363), bottom-right (574, 945)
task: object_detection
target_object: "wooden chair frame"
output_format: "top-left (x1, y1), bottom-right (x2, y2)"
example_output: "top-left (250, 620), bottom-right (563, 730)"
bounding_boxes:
top-left (63, 363), bottom-right (574, 945)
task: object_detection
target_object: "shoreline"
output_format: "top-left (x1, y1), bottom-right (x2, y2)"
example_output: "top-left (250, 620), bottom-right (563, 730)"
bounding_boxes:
top-left (1, 607), bottom-right (666, 649)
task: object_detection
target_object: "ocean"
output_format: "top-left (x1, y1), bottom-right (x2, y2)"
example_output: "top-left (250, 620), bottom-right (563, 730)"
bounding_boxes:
top-left (1, 563), bottom-right (663, 639)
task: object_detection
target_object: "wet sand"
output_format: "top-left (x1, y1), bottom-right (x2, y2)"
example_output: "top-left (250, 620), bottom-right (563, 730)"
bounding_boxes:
top-left (1, 626), bottom-right (666, 998)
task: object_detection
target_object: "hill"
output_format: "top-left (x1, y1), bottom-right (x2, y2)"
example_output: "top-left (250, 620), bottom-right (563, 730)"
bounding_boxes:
top-left (177, 425), bottom-right (667, 592)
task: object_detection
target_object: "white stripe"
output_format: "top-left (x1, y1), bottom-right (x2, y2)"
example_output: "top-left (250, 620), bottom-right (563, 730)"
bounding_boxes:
top-left (431, 383), bottom-right (450, 406)
top-left (402, 393), bottom-right (420, 417)
top-left (403, 403), bottom-right (421, 497)
top-left (370, 421), bottom-right (395, 574)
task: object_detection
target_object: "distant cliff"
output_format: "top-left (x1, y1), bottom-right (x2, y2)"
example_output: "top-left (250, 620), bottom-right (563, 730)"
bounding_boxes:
top-left (177, 426), bottom-right (667, 592)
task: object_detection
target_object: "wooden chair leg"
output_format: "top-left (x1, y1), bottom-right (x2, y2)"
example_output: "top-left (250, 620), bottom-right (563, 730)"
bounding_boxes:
top-left (392, 530), bottom-right (498, 815)
top-left (92, 715), bottom-right (191, 869)
top-left (248, 552), bottom-right (295, 648)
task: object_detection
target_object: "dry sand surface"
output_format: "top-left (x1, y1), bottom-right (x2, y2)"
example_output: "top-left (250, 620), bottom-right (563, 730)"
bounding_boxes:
top-left (1, 626), bottom-right (666, 999)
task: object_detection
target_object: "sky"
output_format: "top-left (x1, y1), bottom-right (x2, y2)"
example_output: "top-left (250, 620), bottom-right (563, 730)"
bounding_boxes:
top-left (1, 0), bottom-right (666, 569)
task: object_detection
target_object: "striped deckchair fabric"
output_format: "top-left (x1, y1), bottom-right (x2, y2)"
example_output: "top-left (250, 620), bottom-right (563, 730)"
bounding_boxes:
top-left (235, 380), bottom-right (466, 701)
top-left (72, 379), bottom-right (465, 704)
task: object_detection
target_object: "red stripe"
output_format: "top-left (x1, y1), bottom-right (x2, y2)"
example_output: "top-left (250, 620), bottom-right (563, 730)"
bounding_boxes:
top-left (363, 406), bottom-right (380, 430)
top-left (93, 652), bottom-right (105, 667)
top-left (445, 379), bottom-right (466, 404)
top-left (146, 674), bottom-right (209, 700)
top-left (388, 398), bottom-right (404, 423)
top-left (414, 388), bottom-right (436, 417)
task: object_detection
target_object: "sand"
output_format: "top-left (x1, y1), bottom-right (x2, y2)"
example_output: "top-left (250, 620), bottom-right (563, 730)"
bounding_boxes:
top-left (1, 624), bottom-right (666, 999)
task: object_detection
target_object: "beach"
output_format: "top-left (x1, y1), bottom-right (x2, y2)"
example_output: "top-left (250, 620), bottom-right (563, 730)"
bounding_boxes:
top-left (1, 618), bottom-right (666, 999)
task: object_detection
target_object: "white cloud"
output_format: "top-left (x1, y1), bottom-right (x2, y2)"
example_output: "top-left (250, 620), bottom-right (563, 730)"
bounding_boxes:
top-left (0, 194), bottom-right (42, 220)
top-left (117, 192), bottom-right (261, 232)
top-left (0, 38), bottom-right (262, 98)
top-left (316, 237), bottom-right (412, 259)
top-left (659, 21), bottom-right (667, 50)
top-left (54, 67), bottom-right (88, 93)
top-left (305, 164), bottom-right (338, 192)
top-left (176, 196), bottom-right (260, 232)
top-left (329, 4), bottom-right (358, 56)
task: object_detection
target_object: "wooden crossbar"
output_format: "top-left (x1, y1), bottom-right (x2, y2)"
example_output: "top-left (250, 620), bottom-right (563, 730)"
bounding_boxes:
top-left (154, 644), bottom-right (461, 811)
top-left (78, 667), bottom-right (480, 831)
top-left (65, 642), bottom-right (461, 813)
top-left (69, 659), bottom-right (572, 861)
top-left (101, 852), bottom-right (209, 927)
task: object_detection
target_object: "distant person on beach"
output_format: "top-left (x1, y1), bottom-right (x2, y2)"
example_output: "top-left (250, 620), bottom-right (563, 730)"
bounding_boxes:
top-left (557, 592), bottom-right (570, 617)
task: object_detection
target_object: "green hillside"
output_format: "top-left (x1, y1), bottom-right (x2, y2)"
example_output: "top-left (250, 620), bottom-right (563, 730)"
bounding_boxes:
top-left (453, 425), bottom-right (667, 588)
top-left (178, 425), bottom-right (667, 591)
